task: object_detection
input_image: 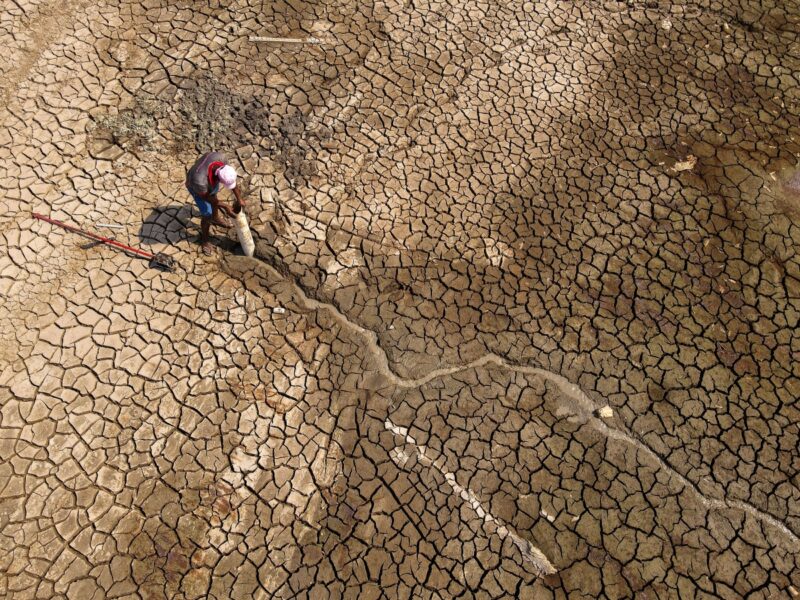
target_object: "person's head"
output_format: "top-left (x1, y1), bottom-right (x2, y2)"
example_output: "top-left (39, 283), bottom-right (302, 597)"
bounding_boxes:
top-left (216, 165), bottom-right (237, 190)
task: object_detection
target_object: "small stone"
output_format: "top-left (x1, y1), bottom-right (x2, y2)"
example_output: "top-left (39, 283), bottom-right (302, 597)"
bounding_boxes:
top-left (597, 406), bottom-right (614, 418)
top-left (273, 307), bottom-right (286, 314)
top-left (671, 155), bottom-right (697, 172)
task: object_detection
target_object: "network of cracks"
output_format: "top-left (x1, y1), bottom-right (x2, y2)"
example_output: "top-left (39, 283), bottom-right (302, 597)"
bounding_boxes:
top-left (1, 0), bottom-right (800, 598)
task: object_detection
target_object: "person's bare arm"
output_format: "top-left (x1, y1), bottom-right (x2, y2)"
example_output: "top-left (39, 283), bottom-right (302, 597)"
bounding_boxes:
top-left (209, 193), bottom-right (235, 217)
top-left (231, 186), bottom-right (244, 211)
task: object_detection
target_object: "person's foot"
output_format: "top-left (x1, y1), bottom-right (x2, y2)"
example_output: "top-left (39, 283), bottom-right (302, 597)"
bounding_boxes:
top-left (201, 241), bottom-right (214, 255)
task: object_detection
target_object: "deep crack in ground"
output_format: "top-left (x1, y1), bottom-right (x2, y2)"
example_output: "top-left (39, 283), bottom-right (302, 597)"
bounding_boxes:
top-left (231, 252), bottom-right (800, 549)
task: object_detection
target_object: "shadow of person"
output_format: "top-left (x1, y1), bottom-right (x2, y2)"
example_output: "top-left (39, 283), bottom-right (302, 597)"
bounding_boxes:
top-left (138, 204), bottom-right (197, 246)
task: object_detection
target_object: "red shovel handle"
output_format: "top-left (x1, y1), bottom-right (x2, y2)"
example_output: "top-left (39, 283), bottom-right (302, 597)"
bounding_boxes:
top-left (32, 212), bottom-right (155, 260)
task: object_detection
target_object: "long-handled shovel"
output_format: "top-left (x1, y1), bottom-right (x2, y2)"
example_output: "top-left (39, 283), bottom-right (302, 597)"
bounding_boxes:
top-left (32, 212), bottom-right (176, 272)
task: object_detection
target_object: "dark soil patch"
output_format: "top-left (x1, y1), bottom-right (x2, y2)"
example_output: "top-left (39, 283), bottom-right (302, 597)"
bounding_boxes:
top-left (90, 75), bottom-right (331, 188)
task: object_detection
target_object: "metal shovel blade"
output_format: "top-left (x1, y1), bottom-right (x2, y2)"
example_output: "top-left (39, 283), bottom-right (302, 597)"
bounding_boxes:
top-left (150, 252), bottom-right (176, 272)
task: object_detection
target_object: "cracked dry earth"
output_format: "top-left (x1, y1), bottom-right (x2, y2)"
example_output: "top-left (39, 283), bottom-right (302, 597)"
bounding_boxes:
top-left (1, 0), bottom-right (800, 599)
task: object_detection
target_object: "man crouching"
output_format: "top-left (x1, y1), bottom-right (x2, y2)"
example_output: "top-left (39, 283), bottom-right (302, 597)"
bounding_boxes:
top-left (185, 151), bottom-right (245, 255)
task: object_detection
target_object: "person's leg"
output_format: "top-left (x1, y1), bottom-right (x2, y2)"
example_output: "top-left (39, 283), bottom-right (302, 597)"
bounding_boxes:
top-left (209, 195), bottom-right (230, 228)
top-left (200, 217), bottom-right (212, 254)
top-left (191, 191), bottom-right (215, 254)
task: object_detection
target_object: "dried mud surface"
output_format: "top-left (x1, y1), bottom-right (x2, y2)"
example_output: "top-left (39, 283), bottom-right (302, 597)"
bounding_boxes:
top-left (1, 0), bottom-right (800, 598)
